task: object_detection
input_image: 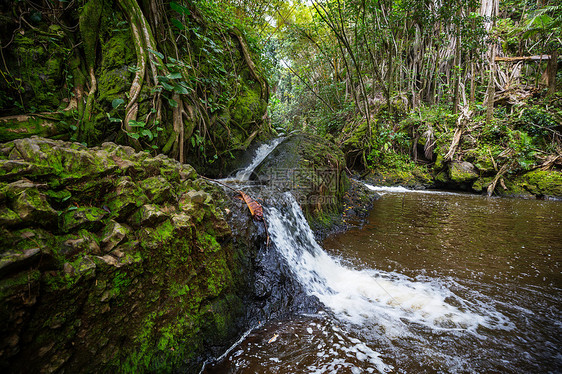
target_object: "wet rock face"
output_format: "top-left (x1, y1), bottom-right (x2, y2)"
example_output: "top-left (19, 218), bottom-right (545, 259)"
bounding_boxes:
top-left (225, 192), bottom-right (321, 325)
top-left (0, 137), bottom-right (271, 373)
top-left (254, 134), bottom-right (349, 227)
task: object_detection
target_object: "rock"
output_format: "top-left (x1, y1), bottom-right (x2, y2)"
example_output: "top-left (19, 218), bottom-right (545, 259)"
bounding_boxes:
top-left (128, 204), bottom-right (168, 227)
top-left (63, 262), bottom-right (75, 275)
top-left (255, 134), bottom-right (348, 223)
top-left (96, 254), bottom-right (119, 267)
top-left (0, 247), bottom-right (41, 277)
top-left (103, 177), bottom-right (147, 221)
top-left (13, 188), bottom-right (58, 224)
top-left (512, 169), bottom-right (562, 197)
top-left (4, 181), bottom-right (58, 225)
top-left (179, 165), bottom-right (197, 181)
top-left (100, 221), bottom-right (129, 252)
top-left (0, 206), bottom-right (21, 226)
top-left (60, 206), bottom-right (107, 233)
top-left (184, 190), bottom-right (209, 205)
top-left (171, 213), bottom-right (192, 229)
top-left (73, 256), bottom-right (96, 275)
top-left (59, 230), bottom-right (101, 257)
top-left (449, 161), bottom-right (479, 183)
top-left (0, 137), bottom-right (277, 374)
top-left (139, 176), bottom-right (174, 204)
top-left (0, 160), bottom-right (52, 180)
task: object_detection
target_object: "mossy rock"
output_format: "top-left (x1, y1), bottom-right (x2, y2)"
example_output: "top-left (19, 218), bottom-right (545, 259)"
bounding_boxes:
top-left (60, 206), bottom-right (107, 233)
top-left (514, 169), bottom-right (562, 197)
top-left (1, 31), bottom-right (66, 114)
top-left (0, 137), bottom-right (260, 373)
top-left (449, 161), bottom-right (479, 183)
top-left (2, 180), bottom-right (58, 226)
top-left (255, 134), bottom-right (348, 224)
top-left (139, 176), bottom-right (175, 204)
top-left (471, 177), bottom-right (493, 193)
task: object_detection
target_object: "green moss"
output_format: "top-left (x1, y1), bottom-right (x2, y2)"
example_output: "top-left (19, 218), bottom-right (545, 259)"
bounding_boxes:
top-left (6, 31), bottom-right (67, 114)
top-left (97, 67), bottom-right (131, 107)
top-left (153, 220), bottom-right (175, 243)
top-left (434, 170), bottom-right (450, 184)
top-left (104, 179), bottom-right (148, 221)
top-left (229, 87), bottom-right (264, 143)
top-left (0, 270), bottom-right (40, 301)
top-left (0, 117), bottom-right (67, 143)
top-left (111, 271), bottom-right (131, 296)
top-left (472, 177), bottom-right (492, 193)
top-left (60, 206), bottom-right (107, 233)
top-left (434, 154), bottom-right (444, 170)
top-left (46, 189), bottom-right (72, 206)
top-left (196, 232), bottom-right (221, 253)
top-left (515, 169), bottom-right (562, 197)
top-left (0, 139), bottom-right (249, 373)
top-left (139, 176), bottom-right (174, 204)
top-left (449, 163), bottom-right (478, 183)
top-left (79, 0), bottom-right (103, 69)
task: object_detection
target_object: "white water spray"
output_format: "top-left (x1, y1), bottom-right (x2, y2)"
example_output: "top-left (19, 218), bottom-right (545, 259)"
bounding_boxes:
top-left (266, 193), bottom-right (513, 337)
top-left (362, 183), bottom-right (469, 196)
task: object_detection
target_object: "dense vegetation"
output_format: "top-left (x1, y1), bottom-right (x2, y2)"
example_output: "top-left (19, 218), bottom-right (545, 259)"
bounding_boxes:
top-left (1, 0), bottom-right (560, 195)
top-left (0, 0), bottom-right (270, 175)
top-left (263, 0), bottom-right (561, 195)
top-left (0, 1), bottom-right (561, 372)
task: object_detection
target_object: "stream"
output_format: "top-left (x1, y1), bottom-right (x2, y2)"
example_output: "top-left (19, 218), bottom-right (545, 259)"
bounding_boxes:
top-left (204, 148), bottom-right (561, 373)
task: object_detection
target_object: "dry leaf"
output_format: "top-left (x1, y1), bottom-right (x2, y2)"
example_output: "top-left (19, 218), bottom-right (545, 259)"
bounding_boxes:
top-left (238, 190), bottom-right (263, 221)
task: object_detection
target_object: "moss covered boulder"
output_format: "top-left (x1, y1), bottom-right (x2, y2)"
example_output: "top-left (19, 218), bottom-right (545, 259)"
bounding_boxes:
top-left (0, 137), bottom-right (259, 373)
top-left (449, 161), bottom-right (479, 183)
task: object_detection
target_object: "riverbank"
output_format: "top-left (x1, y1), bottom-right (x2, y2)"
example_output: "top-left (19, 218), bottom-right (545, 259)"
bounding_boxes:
top-left (364, 167), bottom-right (562, 200)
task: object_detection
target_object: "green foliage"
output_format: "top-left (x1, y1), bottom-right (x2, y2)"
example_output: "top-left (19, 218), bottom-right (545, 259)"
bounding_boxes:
top-left (516, 107), bottom-right (559, 137)
top-left (506, 129), bottom-right (538, 170)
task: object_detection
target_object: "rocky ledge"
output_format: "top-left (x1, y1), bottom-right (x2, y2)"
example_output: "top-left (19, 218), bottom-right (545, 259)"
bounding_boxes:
top-left (0, 137), bottom-right (266, 373)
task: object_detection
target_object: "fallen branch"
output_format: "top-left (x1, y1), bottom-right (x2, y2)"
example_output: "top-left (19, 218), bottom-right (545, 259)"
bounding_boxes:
top-left (495, 55), bottom-right (551, 62)
top-left (487, 163), bottom-right (511, 196)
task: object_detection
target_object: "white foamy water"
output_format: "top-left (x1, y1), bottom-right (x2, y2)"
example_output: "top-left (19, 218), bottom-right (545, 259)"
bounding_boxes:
top-left (266, 194), bottom-right (513, 338)
top-left (363, 183), bottom-right (467, 196)
top-left (230, 137), bottom-right (285, 181)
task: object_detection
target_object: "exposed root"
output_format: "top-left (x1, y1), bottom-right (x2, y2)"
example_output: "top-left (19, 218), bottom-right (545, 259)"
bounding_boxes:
top-left (172, 94), bottom-right (185, 163)
top-left (84, 66), bottom-right (97, 121)
top-left (231, 28), bottom-right (269, 101)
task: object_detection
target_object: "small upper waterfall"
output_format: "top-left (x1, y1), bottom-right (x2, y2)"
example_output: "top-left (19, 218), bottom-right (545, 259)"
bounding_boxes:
top-left (223, 137), bottom-right (285, 182)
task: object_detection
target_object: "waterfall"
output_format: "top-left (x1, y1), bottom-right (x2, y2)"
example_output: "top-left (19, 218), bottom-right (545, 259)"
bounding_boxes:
top-left (265, 193), bottom-right (512, 337)
top-left (222, 137), bottom-right (285, 182)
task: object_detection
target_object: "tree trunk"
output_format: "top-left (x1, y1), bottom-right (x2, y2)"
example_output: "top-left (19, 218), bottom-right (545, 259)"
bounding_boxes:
top-left (548, 50), bottom-right (558, 96)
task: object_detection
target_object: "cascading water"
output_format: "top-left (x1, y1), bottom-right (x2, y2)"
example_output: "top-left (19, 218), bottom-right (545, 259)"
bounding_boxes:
top-left (266, 193), bottom-right (511, 336)
top-left (204, 142), bottom-right (561, 373)
top-left (206, 185), bottom-right (561, 373)
top-left (222, 137), bottom-right (285, 182)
